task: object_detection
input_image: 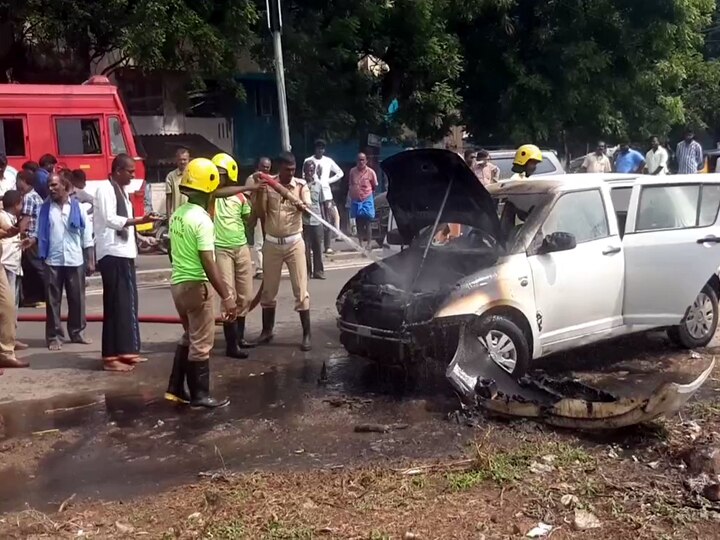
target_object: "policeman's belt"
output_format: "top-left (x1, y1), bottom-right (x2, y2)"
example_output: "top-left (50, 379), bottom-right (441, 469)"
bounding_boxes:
top-left (265, 233), bottom-right (302, 245)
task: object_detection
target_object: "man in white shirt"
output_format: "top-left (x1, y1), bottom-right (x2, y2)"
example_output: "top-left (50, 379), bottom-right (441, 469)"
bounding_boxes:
top-left (95, 154), bottom-right (163, 372)
top-left (0, 155), bottom-right (17, 196)
top-left (580, 142), bottom-right (612, 173)
top-left (303, 139), bottom-right (343, 254)
top-left (645, 136), bottom-right (669, 175)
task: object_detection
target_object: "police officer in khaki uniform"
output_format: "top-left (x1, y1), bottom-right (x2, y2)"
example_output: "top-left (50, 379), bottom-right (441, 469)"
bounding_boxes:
top-left (253, 151), bottom-right (313, 351)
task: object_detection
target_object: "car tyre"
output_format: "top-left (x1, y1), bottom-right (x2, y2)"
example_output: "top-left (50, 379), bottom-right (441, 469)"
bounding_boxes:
top-left (473, 314), bottom-right (531, 379)
top-left (667, 284), bottom-right (719, 349)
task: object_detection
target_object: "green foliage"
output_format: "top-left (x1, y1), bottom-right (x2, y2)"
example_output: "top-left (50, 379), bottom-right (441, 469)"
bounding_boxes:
top-left (456, 0), bottom-right (719, 145)
top-left (254, 0), bottom-right (465, 143)
top-left (1, 0), bottom-right (720, 145)
top-left (0, 0), bottom-right (259, 85)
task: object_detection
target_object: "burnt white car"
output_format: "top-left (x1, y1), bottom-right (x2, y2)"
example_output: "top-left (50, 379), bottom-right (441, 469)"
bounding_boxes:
top-left (337, 149), bottom-right (720, 379)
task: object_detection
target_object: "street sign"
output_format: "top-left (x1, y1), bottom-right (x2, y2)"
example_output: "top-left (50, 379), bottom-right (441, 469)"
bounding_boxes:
top-left (266, 0), bottom-right (282, 32)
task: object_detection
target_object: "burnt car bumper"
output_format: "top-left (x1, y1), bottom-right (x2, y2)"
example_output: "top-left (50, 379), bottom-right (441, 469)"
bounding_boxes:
top-left (337, 316), bottom-right (462, 364)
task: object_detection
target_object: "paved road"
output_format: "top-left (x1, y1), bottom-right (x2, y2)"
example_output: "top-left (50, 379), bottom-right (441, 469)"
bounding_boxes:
top-left (4, 263), bottom-right (369, 403)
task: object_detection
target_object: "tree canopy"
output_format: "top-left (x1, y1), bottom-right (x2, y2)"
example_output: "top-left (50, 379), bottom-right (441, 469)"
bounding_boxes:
top-left (1, 0), bottom-right (720, 146)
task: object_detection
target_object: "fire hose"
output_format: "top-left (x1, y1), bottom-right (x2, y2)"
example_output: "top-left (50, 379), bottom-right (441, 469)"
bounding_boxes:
top-left (17, 313), bottom-right (228, 325)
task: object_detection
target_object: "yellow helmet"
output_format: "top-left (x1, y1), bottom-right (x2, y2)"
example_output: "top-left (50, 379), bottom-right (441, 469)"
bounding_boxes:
top-left (180, 158), bottom-right (220, 194)
top-left (211, 152), bottom-right (238, 183)
top-left (513, 144), bottom-right (543, 166)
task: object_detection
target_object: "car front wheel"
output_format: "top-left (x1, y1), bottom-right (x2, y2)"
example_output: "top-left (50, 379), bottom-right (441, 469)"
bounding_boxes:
top-left (472, 314), bottom-right (531, 379)
top-left (667, 284), bottom-right (719, 349)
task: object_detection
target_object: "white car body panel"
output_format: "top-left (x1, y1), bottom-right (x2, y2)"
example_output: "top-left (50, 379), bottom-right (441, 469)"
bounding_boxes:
top-left (430, 173), bottom-right (720, 361)
top-left (621, 176), bottom-right (720, 325)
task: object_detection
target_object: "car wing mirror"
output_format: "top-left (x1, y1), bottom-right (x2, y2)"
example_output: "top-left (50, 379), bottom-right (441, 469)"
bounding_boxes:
top-left (386, 228), bottom-right (404, 245)
top-left (539, 232), bottom-right (576, 254)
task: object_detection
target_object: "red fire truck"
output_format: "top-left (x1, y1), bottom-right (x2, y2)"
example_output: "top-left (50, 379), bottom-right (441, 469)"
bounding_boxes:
top-left (0, 75), bottom-right (146, 218)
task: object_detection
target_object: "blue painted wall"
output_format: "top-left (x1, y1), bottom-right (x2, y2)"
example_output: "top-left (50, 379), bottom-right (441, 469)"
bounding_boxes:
top-left (233, 75), bottom-right (409, 169)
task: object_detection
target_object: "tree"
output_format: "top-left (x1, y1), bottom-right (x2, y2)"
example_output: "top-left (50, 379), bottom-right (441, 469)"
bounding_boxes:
top-left (0, 0), bottom-right (260, 87)
top-left (456, 0), bottom-right (718, 148)
top-left (253, 0), bottom-right (465, 144)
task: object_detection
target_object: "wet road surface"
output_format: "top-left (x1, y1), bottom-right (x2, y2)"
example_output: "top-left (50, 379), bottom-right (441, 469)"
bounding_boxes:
top-left (0, 319), bottom-right (464, 513)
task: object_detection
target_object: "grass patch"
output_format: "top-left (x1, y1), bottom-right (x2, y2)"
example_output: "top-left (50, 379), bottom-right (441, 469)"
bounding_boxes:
top-left (446, 470), bottom-right (488, 491)
top-left (263, 520), bottom-right (314, 540)
top-left (685, 398), bottom-right (720, 421)
top-left (206, 518), bottom-right (246, 539)
top-left (446, 440), bottom-right (595, 490)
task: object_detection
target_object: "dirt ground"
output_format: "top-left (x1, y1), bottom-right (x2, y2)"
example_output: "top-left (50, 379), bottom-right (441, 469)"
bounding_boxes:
top-left (1, 411), bottom-right (720, 539)
top-left (1, 381), bottom-right (719, 538)
top-left (1, 329), bottom-right (720, 539)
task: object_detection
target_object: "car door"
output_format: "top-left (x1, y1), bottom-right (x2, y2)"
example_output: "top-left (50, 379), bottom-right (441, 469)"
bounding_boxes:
top-left (528, 187), bottom-right (625, 351)
top-left (622, 179), bottom-right (720, 325)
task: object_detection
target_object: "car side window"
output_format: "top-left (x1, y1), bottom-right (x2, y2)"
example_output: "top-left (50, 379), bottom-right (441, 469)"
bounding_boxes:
top-left (636, 185), bottom-right (699, 231)
top-left (699, 185), bottom-right (720, 226)
top-left (541, 190), bottom-right (609, 244)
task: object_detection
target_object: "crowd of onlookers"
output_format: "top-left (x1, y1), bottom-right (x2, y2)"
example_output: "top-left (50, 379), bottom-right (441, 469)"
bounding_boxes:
top-left (580, 128), bottom-right (707, 176)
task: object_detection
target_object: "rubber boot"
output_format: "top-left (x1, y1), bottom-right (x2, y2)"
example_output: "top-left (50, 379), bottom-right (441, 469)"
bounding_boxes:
top-left (186, 361), bottom-right (230, 409)
top-left (237, 317), bottom-right (255, 349)
top-left (299, 310), bottom-right (312, 352)
top-left (255, 307), bottom-right (276, 345)
top-left (164, 345), bottom-right (190, 404)
top-left (223, 323), bottom-right (249, 359)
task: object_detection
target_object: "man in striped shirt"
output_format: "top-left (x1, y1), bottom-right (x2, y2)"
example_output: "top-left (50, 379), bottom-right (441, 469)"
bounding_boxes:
top-left (676, 128), bottom-right (704, 174)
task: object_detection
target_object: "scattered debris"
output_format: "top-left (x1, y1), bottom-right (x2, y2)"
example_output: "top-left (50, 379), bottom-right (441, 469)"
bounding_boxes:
top-left (526, 522), bottom-right (553, 537)
top-left (404, 533), bottom-right (421, 539)
top-left (560, 494), bottom-right (580, 508)
top-left (396, 459), bottom-right (475, 476)
top-left (572, 509), bottom-right (601, 530)
top-left (354, 423), bottom-right (410, 433)
top-left (607, 447), bottom-right (620, 459)
top-left (32, 429), bottom-right (60, 436)
top-left (680, 445), bottom-right (720, 476)
top-left (682, 421), bottom-right (703, 441)
top-left (44, 400), bottom-right (103, 414)
top-left (323, 396), bottom-right (372, 409)
top-left (529, 461), bottom-right (555, 475)
top-left (446, 326), bottom-right (716, 429)
top-left (154, 420), bottom-right (165, 428)
top-left (691, 351), bottom-right (702, 359)
top-left (115, 521), bottom-right (134, 534)
top-left (703, 483), bottom-right (720, 502)
top-left (647, 460), bottom-right (661, 470)
top-left (58, 493), bottom-right (76, 513)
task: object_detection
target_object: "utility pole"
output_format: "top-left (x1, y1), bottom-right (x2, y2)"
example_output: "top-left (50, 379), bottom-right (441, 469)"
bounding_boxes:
top-left (267, 0), bottom-right (291, 152)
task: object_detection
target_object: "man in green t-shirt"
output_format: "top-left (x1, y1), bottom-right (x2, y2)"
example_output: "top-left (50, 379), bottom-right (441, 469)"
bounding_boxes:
top-left (165, 157), bottom-right (238, 409)
top-left (211, 153), bottom-right (254, 359)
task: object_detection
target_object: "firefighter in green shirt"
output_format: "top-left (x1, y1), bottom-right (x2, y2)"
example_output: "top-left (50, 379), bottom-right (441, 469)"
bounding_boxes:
top-left (211, 153), bottom-right (255, 359)
top-left (165, 158), bottom-right (237, 409)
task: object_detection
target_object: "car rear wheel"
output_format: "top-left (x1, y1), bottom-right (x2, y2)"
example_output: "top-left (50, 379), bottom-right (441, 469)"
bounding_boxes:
top-left (473, 314), bottom-right (530, 379)
top-left (667, 284), bottom-right (719, 349)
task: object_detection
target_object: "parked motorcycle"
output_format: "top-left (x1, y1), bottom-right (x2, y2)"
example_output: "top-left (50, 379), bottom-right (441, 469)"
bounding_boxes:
top-left (136, 216), bottom-right (169, 255)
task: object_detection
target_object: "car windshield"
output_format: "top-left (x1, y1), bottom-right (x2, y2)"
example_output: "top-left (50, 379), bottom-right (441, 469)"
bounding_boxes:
top-left (494, 193), bottom-right (553, 246)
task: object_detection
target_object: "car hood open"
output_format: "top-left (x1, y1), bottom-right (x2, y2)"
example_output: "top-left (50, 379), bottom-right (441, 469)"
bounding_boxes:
top-left (383, 149), bottom-right (502, 243)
